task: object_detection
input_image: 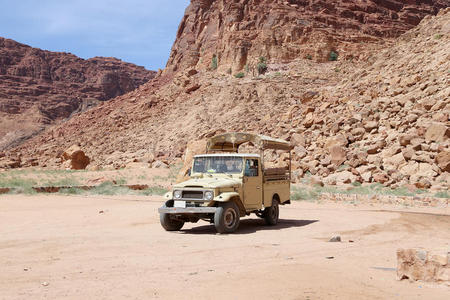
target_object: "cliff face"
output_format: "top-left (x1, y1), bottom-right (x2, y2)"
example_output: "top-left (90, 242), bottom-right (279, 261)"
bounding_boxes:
top-left (0, 37), bottom-right (156, 149)
top-left (1, 4), bottom-right (449, 191)
top-left (166, 0), bottom-right (449, 73)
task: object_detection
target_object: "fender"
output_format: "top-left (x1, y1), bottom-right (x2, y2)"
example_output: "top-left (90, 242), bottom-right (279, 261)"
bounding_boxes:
top-left (214, 192), bottom-right (240, 202)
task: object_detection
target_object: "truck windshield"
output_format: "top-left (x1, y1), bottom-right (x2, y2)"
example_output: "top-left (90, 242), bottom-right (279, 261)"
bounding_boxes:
top-left (193, 157), bottom-right (243, 174)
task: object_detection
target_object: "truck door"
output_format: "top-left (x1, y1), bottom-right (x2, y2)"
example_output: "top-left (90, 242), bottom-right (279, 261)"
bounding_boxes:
top-left (243, 158), bottom-right (263, 210)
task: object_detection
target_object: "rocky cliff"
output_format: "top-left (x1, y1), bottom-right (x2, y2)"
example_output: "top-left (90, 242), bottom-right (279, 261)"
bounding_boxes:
top-left (0, 37), bottom-right (156, 150)
top-left (166, 0), bottom-right (449, 73)
top-left (2, 4), bottom-right (449, 191)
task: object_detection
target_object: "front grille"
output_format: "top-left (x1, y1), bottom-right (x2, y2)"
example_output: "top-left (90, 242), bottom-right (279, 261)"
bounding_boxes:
top-left (182, 190), bottom-right (204, 200)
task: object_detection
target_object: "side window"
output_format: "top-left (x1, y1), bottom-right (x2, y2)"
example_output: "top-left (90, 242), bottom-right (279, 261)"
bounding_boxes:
top-left (244, 159), bottom-right (259, 177)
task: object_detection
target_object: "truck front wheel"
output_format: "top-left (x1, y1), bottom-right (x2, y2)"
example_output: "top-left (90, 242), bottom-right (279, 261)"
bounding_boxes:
top-left (214, 202), bottom-right (240, 233)
top-left (160, 201), bottom-right (184, 231)
top-left (160, 213), bottom-right (184, 231)
top-left (264, 199), bottom-right (279, 225)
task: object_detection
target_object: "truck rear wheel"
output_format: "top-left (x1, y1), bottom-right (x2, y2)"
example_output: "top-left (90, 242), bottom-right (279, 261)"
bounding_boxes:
top-left (214, 202), bottom-right (240, 233)
top-left (264, 199), bottom-right (279, 225)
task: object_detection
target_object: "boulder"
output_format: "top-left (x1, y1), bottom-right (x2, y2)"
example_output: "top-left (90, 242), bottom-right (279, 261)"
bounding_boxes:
top-left (366, 140), bottom-right (386, 154)
top-left (436, 151), bottom-right (450, 172)
top-left (400, 161), bottom-right (419, 176)
top-left (373, 172), bottom-right (389, 184)
top-left (61, 145), bottom-right (90, 170)
top-left (397, 248), bottom-right (449, 285)
top-left (325, 135), bottom-right (348, 149)
top-left (294, 146), bottom-right (307, 159)
top-left (0, 159), bottom-right (21, 169)
top-left (383, 153), bottom-right (406, 168)
top-left (152, 160), bottom-right (169, 169)
top-left (334, 171), bottom-right (356, 185)
top-left (398, 134), bottom-right (415, 146)
top-left (363, 121), bottom-right (378, 132)
top-left (176, 139), bottom-right (207, 182)
top-left (329, 145), bottom-right (347, 166)
top-left (417, 163), bottom-right (437, 177)
top-left (303, 113), bottom-right (314, 128)
top-left (361, 171), bottom-right (372, 182)
top-left (290, 133), bottom-right (306, 147)
top-left (425, 123), bottom-right (449, 142)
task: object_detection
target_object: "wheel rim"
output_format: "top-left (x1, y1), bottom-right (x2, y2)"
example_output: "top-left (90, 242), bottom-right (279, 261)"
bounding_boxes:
top-left (224, 208), bottom-right (237, 228)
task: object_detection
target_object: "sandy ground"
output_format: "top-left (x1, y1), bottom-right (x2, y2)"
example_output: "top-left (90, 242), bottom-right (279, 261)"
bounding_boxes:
top-left (0, 195), bottom-right (449, 300)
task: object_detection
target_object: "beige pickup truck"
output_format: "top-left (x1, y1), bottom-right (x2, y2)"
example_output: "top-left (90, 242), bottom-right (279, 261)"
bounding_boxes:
top-left (158, 133), bottom-right (292, 233)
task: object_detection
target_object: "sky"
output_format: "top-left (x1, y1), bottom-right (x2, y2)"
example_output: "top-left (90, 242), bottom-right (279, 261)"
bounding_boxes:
top-left (0, 0), bottom-right (190, 70)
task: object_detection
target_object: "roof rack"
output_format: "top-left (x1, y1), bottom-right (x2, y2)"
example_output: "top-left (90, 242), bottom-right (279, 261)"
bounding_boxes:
top-left (206, 132), bottom-right (292, 152)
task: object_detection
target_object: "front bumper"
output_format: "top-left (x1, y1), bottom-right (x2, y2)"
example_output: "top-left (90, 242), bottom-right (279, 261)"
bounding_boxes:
top-left (158, 207), bottom-right (218, 214)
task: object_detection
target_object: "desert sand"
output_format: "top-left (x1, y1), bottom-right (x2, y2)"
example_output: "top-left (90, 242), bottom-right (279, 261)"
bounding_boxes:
top-left (1, 195), bottom-right (449, 299)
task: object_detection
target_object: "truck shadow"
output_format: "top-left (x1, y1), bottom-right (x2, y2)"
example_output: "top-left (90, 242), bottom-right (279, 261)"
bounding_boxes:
top-left (180, 219), bottom-right (318, 235)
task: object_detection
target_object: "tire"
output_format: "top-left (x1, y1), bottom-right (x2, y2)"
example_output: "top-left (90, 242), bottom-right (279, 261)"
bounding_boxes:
top-left (214, 202), bottom-right (240, 233)
top-left (264, 198), bottom-right (279, 225)
top-left (160, 202), bottom-right (184, 231)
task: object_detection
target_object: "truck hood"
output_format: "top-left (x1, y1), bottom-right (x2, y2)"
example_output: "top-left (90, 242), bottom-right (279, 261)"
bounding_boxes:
top-left (174, 177), bottom-right (241, 189)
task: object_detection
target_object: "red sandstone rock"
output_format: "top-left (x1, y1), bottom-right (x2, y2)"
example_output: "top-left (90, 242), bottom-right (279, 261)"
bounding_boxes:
top-left (0, 37), bottom-right (156, 150)
top-left (397, 248), bottom-right (449, 285)
top-left (165, 0), bottom-right (448, 73)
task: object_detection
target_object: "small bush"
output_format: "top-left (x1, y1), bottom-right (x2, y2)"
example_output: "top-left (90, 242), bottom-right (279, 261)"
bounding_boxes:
top-left (434, 191), bottom-right (450, 199)
top-left (141, 186), bottom-right (168, 196)
top-left (115, 178), bottom-right (127, 185)
top-left (234, 72), bottom-right (245, 78)
top-left (257, 57), bottom-right (267, 75)
top-left (227, 68), bottom-right (232, 75)
top-left (329, 51), bottom-right (338, 61)
top-left (89, 182), bottom-right (130, 195)
top-left (291, 186), bottom-right (319, 201)
top-left (59, 187), bottom-right (84, 195)
top-left (211, 55), bottom-right (218, 70)
top-left (434, 34), bottom-right (443, 40)
top-left (306, 54), bottom-right (312, 60)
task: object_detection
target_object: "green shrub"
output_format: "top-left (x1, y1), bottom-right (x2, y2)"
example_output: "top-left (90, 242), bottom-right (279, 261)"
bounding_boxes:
top-left (434, 34), bottom-right (443, 40)
top-left (434, 191), bottom-right (450, 198)
top-left (234, 72), bottom-right (245, 78)
top-left (306, 54), bottom-right (312, 60)
top-left (329, 51), bottom-right (338, 61)
top-left (141, 186), bottom-right (168, 196)
top-left (257, 57), bottom-right (267, 75)
top-left (227, 68), bottom-right (232, 75)
top-left (211, 55), bottom-right (218, 70)
top-left (291, 186), bottom-right (319, 201)
top-left (59, 187), bottom-right (84, 195)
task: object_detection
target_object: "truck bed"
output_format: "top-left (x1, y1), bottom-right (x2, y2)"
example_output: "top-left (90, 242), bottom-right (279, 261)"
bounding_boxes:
top-left (264, 167), bottom-right (289, 181)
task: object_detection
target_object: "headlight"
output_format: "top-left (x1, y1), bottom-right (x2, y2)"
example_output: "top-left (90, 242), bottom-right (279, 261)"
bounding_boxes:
top-left (204, 191), bottom-right (214, 201)
top-left (173, 190), bottom-right (182, 199)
